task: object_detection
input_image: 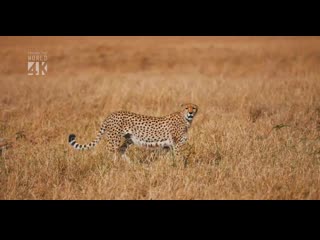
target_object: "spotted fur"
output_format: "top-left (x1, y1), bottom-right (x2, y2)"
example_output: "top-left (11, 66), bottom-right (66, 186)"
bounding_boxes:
top-left (68, 103), bottom-right (198, 160)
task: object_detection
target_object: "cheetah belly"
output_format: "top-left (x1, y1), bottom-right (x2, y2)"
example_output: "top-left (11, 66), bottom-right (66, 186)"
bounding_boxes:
top-left (130, 135), bottom-right (172, 148)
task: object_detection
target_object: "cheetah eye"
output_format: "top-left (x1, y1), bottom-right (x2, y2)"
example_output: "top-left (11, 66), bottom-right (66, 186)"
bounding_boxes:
top-left (185, 108), bottom-right (188, 110)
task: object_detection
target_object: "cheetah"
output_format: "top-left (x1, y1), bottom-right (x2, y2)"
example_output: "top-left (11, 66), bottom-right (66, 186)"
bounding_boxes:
top-left (68, 103), bottom-right (198, 161)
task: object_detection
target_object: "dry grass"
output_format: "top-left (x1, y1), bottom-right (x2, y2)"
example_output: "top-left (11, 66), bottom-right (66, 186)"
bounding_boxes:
top-left (1, 36), bottom-right (320, 199)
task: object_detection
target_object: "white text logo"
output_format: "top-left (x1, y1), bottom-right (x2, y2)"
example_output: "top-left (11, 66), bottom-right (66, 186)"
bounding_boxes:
top-left (28, 52), bottom-right (48, 76)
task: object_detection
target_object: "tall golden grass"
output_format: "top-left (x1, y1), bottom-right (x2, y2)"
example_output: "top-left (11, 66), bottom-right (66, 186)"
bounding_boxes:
top-left (0, 36), bottom-right (320, 199)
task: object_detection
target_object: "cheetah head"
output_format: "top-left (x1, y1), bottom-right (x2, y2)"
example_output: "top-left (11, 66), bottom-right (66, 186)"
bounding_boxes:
top-left (181, 103), bottom-right (198, 122)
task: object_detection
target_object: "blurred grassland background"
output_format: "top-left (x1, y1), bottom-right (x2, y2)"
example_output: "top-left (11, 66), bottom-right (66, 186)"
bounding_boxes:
top-left (0, 36), bottom-right (320, 199)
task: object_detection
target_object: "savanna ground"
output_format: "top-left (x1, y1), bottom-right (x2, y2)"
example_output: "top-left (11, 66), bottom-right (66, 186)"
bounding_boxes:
top-left (0, 36), bottom-right (320, 199)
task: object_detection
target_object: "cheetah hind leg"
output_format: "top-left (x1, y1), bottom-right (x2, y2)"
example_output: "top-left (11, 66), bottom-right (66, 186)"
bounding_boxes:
top-left (105, 139), bottom-right (131, 163)
top-left (104, 143), bottom-right (120, 163)
top-left (118, 134), bottom-right (133, 162)
top-left (109, 144), bottom-right (130, 163)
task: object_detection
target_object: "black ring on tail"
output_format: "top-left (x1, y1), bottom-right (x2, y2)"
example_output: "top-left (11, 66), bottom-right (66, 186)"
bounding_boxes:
top-left (69, 134), bottom-right (76, 145)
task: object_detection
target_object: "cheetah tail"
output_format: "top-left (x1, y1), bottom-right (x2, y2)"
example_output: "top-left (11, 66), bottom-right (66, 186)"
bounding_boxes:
top-left (68, 125), bottom-right (106, 150)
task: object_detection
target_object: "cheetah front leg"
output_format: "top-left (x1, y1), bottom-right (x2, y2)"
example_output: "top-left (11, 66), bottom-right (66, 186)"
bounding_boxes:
top-left (173, 138), bottom-right (193, 167)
